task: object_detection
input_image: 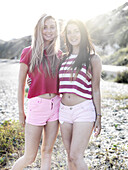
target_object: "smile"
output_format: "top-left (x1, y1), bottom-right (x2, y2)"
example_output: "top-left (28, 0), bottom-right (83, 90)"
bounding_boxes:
top-left (46, 35), bottom-right (52, 37)
top-left (71, 39), bottom-right (77, 42)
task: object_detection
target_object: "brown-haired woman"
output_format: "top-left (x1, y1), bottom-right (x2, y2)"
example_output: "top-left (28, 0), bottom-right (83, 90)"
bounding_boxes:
top-left (59, 19), bottom-right (102, 170)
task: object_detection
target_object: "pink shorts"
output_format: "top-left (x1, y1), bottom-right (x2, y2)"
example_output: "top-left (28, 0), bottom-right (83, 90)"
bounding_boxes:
top-left (26, 95), bottom-right (61, 126)
top-left (59, 100), bottom-right (96, 124)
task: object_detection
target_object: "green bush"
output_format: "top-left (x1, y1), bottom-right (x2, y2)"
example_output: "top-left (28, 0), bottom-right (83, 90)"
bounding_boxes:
top-left (115, 70), bottom-right (128, 83)
top-left (0, 120), bottom-right (25, 168)
top-left (102, 46), bottom-right (128, 66)
top-left (101, 71), bottom-right (107, 79)
top-left (118, 57), bottom-right (128, 66)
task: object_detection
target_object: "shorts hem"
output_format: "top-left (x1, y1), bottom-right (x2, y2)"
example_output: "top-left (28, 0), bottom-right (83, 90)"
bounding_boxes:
top-left (59, 120), bottom-right (95, 124)
top-left (74, 120), bottom-right (95, 123)
top-left (26, 122), bottom-right (46, 126)
top-left (59, 120), bottom-right (73, 124)
top-left (48, 118), bottom-right (59, 122)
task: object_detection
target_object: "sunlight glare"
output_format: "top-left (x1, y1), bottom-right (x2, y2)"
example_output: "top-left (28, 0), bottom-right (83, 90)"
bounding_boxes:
top-left (0, 0), bottom-right (127, 40)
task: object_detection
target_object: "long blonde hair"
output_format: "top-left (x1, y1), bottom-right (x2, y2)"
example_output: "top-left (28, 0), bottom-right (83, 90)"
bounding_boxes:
top-left (29, 14), bottom-right (59, 77)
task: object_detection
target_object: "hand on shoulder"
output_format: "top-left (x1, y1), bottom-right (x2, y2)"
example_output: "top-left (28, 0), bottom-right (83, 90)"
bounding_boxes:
top-left (57, 50), bottom-right (67, 61)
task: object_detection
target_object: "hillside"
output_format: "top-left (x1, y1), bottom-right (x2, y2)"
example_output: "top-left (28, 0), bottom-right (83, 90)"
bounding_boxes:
top-left (0, 36), bottom-right (31, 59)
top-left (87, 2), bottom-right (128, 54)
top-left (86, 2), bottom-right (128, 65)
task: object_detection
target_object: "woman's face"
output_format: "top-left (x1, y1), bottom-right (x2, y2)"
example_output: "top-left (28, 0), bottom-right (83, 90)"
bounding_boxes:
top-left (66, 23), bottom-right (81, 47)
top-left (42, 18), bottom-right (57, 43)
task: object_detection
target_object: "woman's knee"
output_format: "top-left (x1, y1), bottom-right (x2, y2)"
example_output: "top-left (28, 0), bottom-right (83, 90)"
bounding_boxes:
top-left (69, 151), bottom-right (82, 163)
top-left (24, 154), bottom-right (36, 164)
top-left (41, 147), bottom-right (53, 156)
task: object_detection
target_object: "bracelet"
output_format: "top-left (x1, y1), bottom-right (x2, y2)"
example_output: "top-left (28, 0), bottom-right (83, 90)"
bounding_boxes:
top-left (97, 113), bottom-right (102, 117)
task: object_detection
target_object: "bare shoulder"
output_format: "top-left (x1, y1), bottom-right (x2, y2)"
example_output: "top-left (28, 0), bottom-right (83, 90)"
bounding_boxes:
top-left (90, 54), bottom-right (102, 72)
top-left (91, 54), bottom-right (101, 65)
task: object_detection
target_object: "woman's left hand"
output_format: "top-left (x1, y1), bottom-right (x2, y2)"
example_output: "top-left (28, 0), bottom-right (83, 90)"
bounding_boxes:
top-left (94, 116), bottom-right (101, 137)
top-left (27, 77), bottom-right (32, 87)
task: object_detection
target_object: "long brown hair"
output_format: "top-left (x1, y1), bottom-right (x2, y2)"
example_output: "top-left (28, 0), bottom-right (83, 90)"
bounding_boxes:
top-left (63, 19), bottom-right (95, 77)
top-left (29, 14), bottom-right (59, 77)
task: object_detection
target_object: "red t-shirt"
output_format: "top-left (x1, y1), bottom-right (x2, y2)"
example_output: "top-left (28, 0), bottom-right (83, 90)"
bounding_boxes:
top-left (20, 46), bottom-right (60, 98)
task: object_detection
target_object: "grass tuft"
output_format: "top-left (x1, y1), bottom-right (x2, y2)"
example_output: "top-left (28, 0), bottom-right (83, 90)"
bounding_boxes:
top-left (0, 120), bottom-right (25, 168)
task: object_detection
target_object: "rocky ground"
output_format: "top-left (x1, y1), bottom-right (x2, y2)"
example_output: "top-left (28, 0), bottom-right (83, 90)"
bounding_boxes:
top-left (0, 59), bottom-right (128, 170)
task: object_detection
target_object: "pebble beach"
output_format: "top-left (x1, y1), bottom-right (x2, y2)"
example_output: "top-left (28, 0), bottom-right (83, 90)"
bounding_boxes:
top-left (0, 59), bottom-right (128, 169)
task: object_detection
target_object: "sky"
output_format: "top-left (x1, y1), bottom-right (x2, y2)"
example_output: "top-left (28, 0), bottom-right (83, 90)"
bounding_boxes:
top-left (0, 0), bottom-right (127, 41)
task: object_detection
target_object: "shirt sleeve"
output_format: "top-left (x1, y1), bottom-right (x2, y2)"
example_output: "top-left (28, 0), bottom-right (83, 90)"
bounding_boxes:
top-left (20, 47), bottom-right (31, 66)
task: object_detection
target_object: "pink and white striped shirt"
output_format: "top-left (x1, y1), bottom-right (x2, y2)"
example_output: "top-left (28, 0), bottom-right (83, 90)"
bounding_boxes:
top-left (59, 54), bottom-right (92, 99)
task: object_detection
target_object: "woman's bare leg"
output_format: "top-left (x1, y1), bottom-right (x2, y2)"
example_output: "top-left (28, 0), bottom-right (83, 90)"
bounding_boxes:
top-left (12, 123), bottom-right (43, 170)
top-left (60, 123), bottom-right (76, 170)
top-left (41, 120), bottom-right (59, 170)
top-left (69, 122), bottom-right (94, 170)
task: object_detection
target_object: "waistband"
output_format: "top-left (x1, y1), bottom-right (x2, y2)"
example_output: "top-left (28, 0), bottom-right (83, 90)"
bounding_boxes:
top-left (60, 99), bottom-right (93, 109)
top-left (28, 95), bottom-right (61, 103)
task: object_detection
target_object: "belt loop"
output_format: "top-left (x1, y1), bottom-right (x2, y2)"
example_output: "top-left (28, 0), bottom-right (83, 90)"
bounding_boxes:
top-left (51, 102), bottom-right (53, 110)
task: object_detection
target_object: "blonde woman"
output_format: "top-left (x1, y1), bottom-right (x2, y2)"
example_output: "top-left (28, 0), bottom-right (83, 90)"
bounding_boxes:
top-left (12, 14), bottom-right (61, 170)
